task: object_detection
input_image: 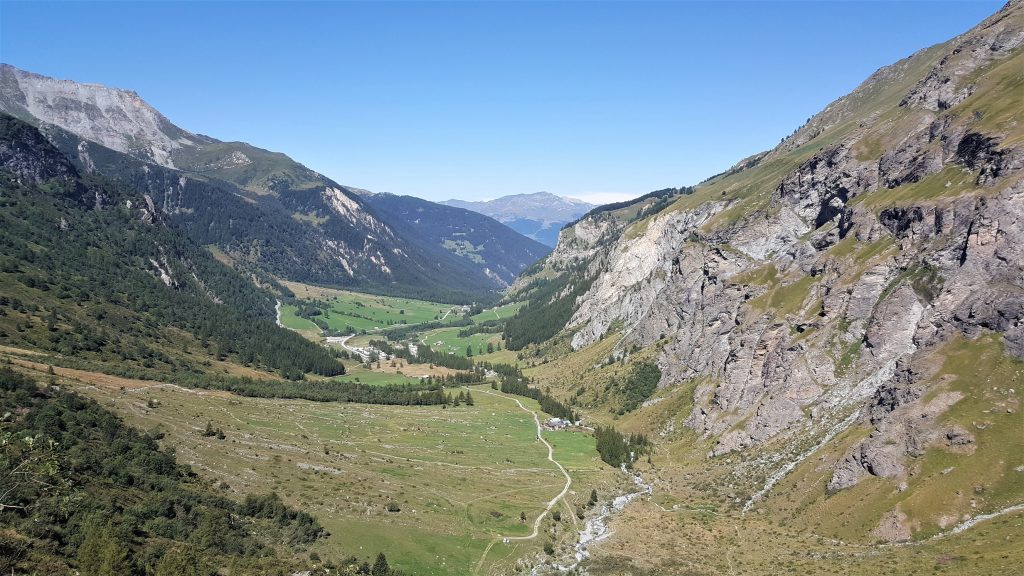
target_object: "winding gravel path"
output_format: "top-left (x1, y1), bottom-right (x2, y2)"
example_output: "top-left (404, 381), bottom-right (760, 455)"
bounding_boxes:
top-left (471, 387), bottom-right (573, 575)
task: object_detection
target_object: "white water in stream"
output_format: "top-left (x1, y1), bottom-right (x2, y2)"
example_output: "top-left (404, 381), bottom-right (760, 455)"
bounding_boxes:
top-left (541, 467), bottom-right (653, 574)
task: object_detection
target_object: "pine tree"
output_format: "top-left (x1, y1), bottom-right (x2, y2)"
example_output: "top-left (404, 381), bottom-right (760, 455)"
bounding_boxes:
top-left (371, 552), bottom-right (390, 576)
top-left (77, 519), bottom-right (130, 576)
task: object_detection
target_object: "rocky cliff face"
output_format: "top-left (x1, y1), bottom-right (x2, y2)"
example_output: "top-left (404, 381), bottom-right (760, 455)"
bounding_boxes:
top-left (0, 64), bottom-right (202, 168)
top-left (528, 0), bottom-right (1023, 519)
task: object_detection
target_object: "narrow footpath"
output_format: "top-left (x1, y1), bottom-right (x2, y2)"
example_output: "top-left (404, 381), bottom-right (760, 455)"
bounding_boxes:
top-left (471, 387), bottom-right (573, 575)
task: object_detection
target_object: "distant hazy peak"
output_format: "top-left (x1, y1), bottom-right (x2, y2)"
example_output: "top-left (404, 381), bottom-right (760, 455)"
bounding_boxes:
top-left (441, 192), bottom-right (595, 224)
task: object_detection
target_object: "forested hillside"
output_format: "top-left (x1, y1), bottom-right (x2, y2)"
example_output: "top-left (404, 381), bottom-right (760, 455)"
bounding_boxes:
top-left (0, 113), bottom-right (344, 380)
top-left (360, 192), bottom-right (550, 285)
top-left (0, 367), bottom-right (325, 575)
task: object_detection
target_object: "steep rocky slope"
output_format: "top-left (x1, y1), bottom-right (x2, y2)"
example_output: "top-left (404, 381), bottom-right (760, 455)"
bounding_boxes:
top-left (518, 0), bottom-right (1024, 559)
top-left (0, 64), bottom-right (504, 302)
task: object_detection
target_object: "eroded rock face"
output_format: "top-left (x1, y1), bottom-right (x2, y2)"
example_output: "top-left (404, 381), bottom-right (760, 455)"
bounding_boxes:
top-left (900, 4), bottom-right (1024, 112)
top-left (567, 205), bottom-right (723, 351)
top-left (829, 386), bottom-right (966, 491)
top-left (0, 64), bottom-right (196, 168)
top-left (872, 508), bottom-right (914, 543)
top-left (535, 0), bottom-right (1024, 481)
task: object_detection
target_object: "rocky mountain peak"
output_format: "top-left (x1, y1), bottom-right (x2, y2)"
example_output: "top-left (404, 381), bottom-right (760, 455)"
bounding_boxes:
top-left (0, 64), bottom-right (200, 168)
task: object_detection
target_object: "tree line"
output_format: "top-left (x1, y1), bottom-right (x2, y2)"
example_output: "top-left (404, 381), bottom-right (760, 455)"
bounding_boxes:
top-left (593, 425), bottom-right (650, 469)
top-left (498, 375), bottom-right (578, 422)
top-left (503, 270), bottom-right (596, 350)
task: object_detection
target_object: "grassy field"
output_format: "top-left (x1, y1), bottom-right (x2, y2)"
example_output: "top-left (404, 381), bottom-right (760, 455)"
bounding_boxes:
top-left (420, 326), bottom-right (502, 358)
top-left (279, 282), bottom-right (526, 373)
top-left (470, 302), bottom-right (524, 324)
top-left (21, 356), bottom-right (613, 576)
top-left (280, 281), bottom-right (462, 333)
top-left (279, 302), bottom-right (320, 330)
top-left (330, 363), bottom-right (424, 386)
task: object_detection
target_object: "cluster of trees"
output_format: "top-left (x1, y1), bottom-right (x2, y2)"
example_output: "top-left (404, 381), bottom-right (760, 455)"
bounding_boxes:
top-left (457, 320), bottom-right (502, 338)
top-left (293, 302), bottom-right (325, 319)
top-left (190, 375), bottom-right (451, 406)
top-left (613, 361), bottom-right (662, 413)
top-left (499, 376), bottom-right (578, 422)
top-left (593, 425), bottom-right (650, 468)
top-left (503, 271), bottom-right (595, 350)
top-left (432, 370), bottom-right (487, 386)
top-left (0, 367), bottom-right (325, 574)
top-left (369, 339), bottom-right (476, 371)
top-left (379, 317), bottom-right (473, 341)
top-left (450, 390), bottom-right (475, 406)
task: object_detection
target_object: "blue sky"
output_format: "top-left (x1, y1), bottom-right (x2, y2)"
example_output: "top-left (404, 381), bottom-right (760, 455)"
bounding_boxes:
top-left (1, 1), bottom-right (1002, 203)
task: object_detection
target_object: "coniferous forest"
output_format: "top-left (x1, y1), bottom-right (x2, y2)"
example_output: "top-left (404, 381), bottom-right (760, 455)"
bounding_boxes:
top-left (0, 114), bottom-right (343, 381)
top-left (0, 367), bottom-right (324, 574)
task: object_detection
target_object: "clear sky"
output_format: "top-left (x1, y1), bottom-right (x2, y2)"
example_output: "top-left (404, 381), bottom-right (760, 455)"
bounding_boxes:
top-left (0, 1), bottom-right (1003, 204)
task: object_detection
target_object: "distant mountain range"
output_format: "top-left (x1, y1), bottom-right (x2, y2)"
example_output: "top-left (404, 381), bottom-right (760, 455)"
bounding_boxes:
top-left (358, 191), bottom-right (550, 285)
top-left (0, 64), bottom-right (546, 301)
top-left (442, 192), bottom-right (594, 246)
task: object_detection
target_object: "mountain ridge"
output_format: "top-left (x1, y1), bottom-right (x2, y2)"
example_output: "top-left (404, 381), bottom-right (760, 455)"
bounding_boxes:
top-left (442, 191), bottom-right (595, 247)
top-left (0, 64), bottom-right (547, 302)
top-left (357, 190), bottom-right (551, 285)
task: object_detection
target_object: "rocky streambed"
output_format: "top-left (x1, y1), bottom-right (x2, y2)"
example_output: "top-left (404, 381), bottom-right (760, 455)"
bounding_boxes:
top-left (539, 467), bottom-right (654, 575)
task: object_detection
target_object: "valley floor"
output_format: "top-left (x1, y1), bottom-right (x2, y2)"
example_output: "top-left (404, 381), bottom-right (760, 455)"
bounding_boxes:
top-left (4, 351), bottom-right (619, 575)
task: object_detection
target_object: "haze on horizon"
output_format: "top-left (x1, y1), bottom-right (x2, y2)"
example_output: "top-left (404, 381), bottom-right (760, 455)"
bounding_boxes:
top-left (0, 0), bottom-right (1001, 204)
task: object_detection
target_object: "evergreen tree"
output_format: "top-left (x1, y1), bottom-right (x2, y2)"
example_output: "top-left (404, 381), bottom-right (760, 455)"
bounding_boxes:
top-left (371, 552), bottom-right (390, 576)
top-left (154, 546), bottom-right (207, 576)
top-left (77, 519), bottom-right (130, 576)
